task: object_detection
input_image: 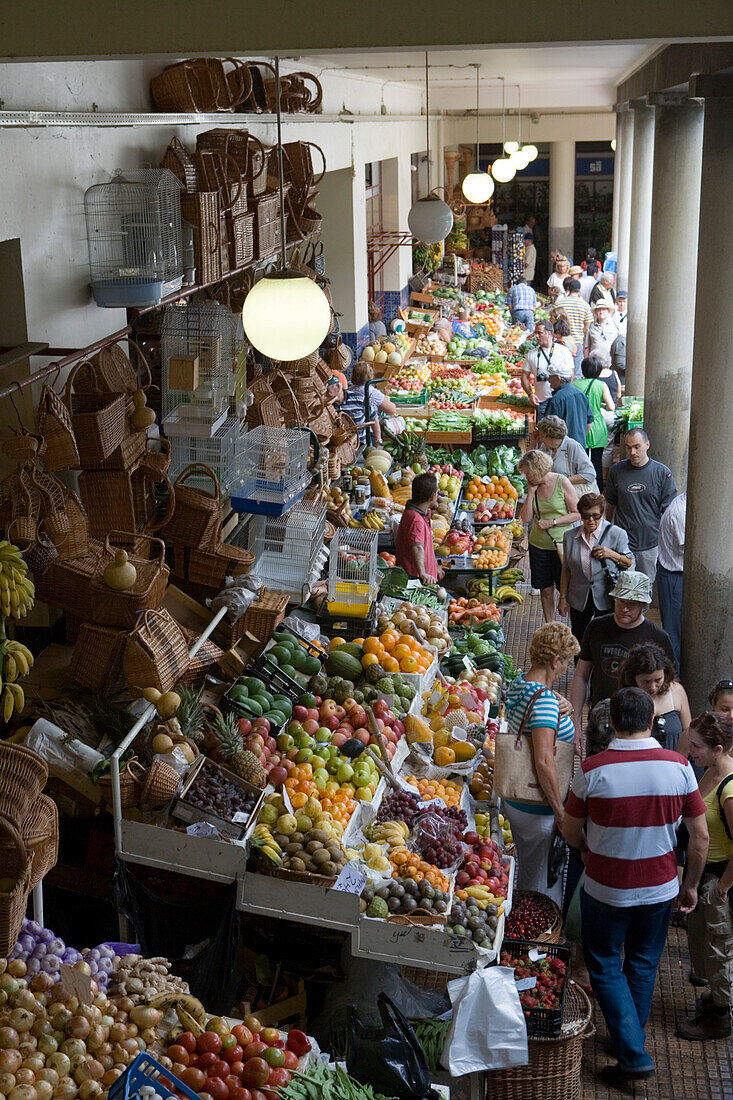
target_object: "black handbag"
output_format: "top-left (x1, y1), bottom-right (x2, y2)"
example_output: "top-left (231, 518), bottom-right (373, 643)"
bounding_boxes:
top-left (596, 524), bottom-right (622, 594)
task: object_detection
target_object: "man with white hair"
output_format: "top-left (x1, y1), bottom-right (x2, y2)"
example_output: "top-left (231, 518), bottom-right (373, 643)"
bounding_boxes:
top-left (585, 300), bottom-right (620, 359)
top-left (591, 271), bottom-right (617, 308)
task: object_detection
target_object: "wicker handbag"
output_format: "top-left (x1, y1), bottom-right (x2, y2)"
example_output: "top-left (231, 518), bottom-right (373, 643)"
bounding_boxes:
top-left (65, 361), bottom-right (127, 467)
top-left (23, 795), bottom-right (59, 890)
top-left (0, 816), bottom-right (32, 956)
top-left (69, 621), bottom-right (128, 694)
top-left (124, 609), bottom-right (190, 697)
top-left (0, 744), bottom-right (48, 823)
top-left (98, 759), bottom-right (141, 811)
top-left (161, 136), bottom-right (200, 193)
top-left (150, 58), bottom-right (252, 113)
top-left (37, 383), bottom-right (80, 472)
top-left (160, 463), bottom-right (222, 546)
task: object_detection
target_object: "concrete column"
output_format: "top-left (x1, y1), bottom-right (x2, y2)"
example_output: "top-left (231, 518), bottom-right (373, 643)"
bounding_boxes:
top-left (625, 101), bottom-right (655, 394)
top-left (381, 153), bottom-right (414, 314)
top-left (680, 78), bottom-right (733, 710)
top-left (548, 140), bottom-right (575, 261)
top-left (615, 108), bottom-right (634, 289)
top-left (317, 165), bottom-right (368, 348)
top-left (643, 98), bottom-right (704, 488)
top-left (611, 113), bottom-right (622, 255)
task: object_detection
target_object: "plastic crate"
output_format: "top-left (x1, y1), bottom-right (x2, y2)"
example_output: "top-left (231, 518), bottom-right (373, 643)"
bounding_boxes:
top-left (500, 937), bottom-right (571, 1037)
top-left (108, 1054), bottom-right (201, 1100)
top-left (472, 415), bottom-right (530, 447)
top-left (246, 656), bottom-right (304, 700)
top-left (316, 600), bottom-right (377, 642)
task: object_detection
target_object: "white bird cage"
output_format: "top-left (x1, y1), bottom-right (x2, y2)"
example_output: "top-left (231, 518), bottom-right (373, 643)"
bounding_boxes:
top-left (248, 500), bottom-right (327, 601)
top-left (327, 528), bottom-right (378, 617)
top-left (167, 417), bottom-right (247, 497)
top-left (161, 302), bottom-right (241, 442)
top-left (84, 169), bottom-right (183, 307)
top-left (231, 425), bottom-right (311, 516)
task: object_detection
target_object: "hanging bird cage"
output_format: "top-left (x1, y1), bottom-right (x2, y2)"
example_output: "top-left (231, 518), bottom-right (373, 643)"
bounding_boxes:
top-left (327, 527), bottom-right (378, 617)
top-left (84, 169), bottom-right (183, 308)
top-left (161, 301), bottom-right (239, 431)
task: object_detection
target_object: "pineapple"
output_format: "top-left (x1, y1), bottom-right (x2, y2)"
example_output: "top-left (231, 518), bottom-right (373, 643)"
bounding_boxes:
top-left (216, 713), bottom-right (266, 787)
top-left (176, 687), bottom-right (204, 745)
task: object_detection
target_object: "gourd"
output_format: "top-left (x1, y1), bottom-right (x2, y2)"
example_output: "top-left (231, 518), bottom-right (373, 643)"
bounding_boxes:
top-left (325, 650), bottom-right (364, 682)
top-left (142, 687), bottom-right (182, 719)
top-left (103, 549), bottom-right (137, 590)
top-left (369, 469), bottom-right (391, 498)
top-left (130, 389), bottom-right (156, 429)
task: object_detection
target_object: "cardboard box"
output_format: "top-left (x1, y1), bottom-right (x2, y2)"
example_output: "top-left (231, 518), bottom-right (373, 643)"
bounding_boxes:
top-left (169, 353), bottom-right (199, 391)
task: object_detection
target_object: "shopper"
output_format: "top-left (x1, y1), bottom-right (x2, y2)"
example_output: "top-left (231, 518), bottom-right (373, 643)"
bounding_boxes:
top-left (709, 681), bottom-right (733, 720)
top-left (520, 321), bottom-right (574, 417)
top-left (579, 261), bottom-right (599, 303)
top-left (368, 300), bottom-right (387, 341)
top-left (585, 300), bottom-right (620, 360)
top-left (657, 491), bottom-right (686, 668)
top-left (503, 621), bottom-right (579, 904)
top-left (395, 472), bottom-right (442, 585)
top-left (556, 280), bottom-right (592, 377)
top-left (517, 450), bottom-right (580, 623)
top-left (573, 355), bottom-right (615, 486)
top-left (679, 711), bottom-right (733, 1041)
top-left (552, 314), bottom-right (577, 361)
top-left (547, 256), bottom-right (570, 299)
top-left (558, 492), bottom-right (633, 643)
top-left (536, 415), bottom-right (598, 496)
top-left (605, 428), bottom-right (677, 583)
top-left (618, 643), bottom-right (691, 753)
top-left (521, 213), bottom-right (537, 239)
top-left (523, 232), bottom-right (537, 284)
top-left (543, 360), bottom-right (594, 448)
top-left (340, 361), bottom-right (398, 445)
top-left (505, 277), bottom-right (537, 330)
top-left (570, 570), bottom-right (675, 718)
top-left (562, 687), bottom-right (708, 1087)
top-left (615, 290), bottom-right (628, 336)
top-left (590, 270), bottom-right (616, 307)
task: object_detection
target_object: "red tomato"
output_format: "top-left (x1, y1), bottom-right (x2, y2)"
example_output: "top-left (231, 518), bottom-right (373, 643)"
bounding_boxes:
top-left (196, 1054), bottom-right (220, 1071)
top-left (223, 1047), bottom-right (244, 1066)
top-left (241, 1058), bottom-right (270, 1090)
top-left (180, 1068), bottom-right (206, 1092)
top-left (178, 1033), bottom-right (198, 1055)
top-left (267, 1069), bottom-right (291, 1089)
top-left (167, 1046), bottom-right (190, 1067)
top-left (208, 1060), bottom-right (230, 1079)
top-left (242, 1042), bottom-right (267, 1061)
top-left (226, 1076), bottom-right (241, 1092)
top-left (261, 1048), bottom-right (284, 1069)
top-left (249, 1091), bottom-right (268, 1100)
top-left (265, 1040), bottom-right (285, 1050)
top-left (259, 1029), bottom-right (280, 1044)
top-left (281, 1052), bottom-right (298, 1072)
top-left (206, 1078), bottom-right (229, 1100)
top-left (230, 1090), bottom-right (252, 1100)
top-left (228, 1062), bottom-right (245, 1079)
top-left (197, 1033), bottom-right (224, 1056)
top-left (172, 1063), bottom-right (188, 1079)
top-left (231, 1026), bottom-right (253, 1049)
top-left (242, 1017), bottom-right (261, 1035)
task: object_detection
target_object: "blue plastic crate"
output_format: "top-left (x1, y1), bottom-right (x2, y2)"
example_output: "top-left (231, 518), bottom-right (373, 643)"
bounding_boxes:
top-left (108, 1054), bottom-right (201, 1100)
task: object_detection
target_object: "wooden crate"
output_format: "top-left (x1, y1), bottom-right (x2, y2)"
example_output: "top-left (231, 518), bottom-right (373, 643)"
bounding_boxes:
top-left (241, 980), bottom-right (307, 1029)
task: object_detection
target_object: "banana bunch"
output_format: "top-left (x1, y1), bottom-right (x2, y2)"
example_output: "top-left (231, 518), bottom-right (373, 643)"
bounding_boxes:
top-left (465, 577), bottom-right (495, 600)
top-left (498, 567), bottom-right (525, 585)
top-left (462, 884), bottom-right (506, 911)
top-left (349, 511), bottom-right (386, 530)
top-left (3, 640), bottom-right (33, 683)
top-left (498, 812), bottom-right (513, 847)
top-left (362, 842), bottom-right (391, 872)
top-left (1, 684), bottom-right (25, 724)
top-left (495, 585), bottom-right (523, 604)
top-left (251, 823), bottom-right (283, 865)
top-left (367, 819), bottom-right (409, 849)
top-left (148, 992), bottom-right (207, 1035)
top-left (0, 542), bottom-right (35, 620)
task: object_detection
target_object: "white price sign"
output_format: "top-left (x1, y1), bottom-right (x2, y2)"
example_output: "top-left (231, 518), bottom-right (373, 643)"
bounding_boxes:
top-left (515, 976), bottom-right (537, 991)
top-left (331, 865), bottom-right (367, 895)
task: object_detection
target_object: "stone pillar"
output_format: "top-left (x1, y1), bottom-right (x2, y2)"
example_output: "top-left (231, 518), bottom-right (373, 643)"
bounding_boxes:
top-left (317, 166), bottom-right (368, 351)
top-left (615, 108), bottom-right (634, 290)
top-left (680, 77), bottom-right (733, 710)
top-left (625, 101), bottom-right (655, 394)
top-left (611, 113), bottom-right (622, 255)
top-left (548, 140), bottom-right (575, 261)
top-left (380, 153), bottom-right (414, 319)
top-left (643, 97), bottom-right (704, 488)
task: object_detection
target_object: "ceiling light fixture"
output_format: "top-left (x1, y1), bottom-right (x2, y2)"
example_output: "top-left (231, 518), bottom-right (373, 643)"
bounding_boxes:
top-left (408, 52), bottom-right (454, 244)
top-left (241, 57), bottom-right (331, 360)
top-left (491, 79), bottom-right (516, 184)
top-left (462, 64), bottom-right (494, 205)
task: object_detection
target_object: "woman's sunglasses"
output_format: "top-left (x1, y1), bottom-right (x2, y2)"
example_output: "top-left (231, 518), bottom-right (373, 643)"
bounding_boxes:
top-left (581, 512), bottom-right (603, 520)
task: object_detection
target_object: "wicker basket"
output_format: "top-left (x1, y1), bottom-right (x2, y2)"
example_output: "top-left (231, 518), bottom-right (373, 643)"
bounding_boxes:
top-left (401, 966), bottom-right (452, 993)
top-left (37, 383), bottom-right (80, 472)
top-left (227, 211), bottom-right (255, 269)
top-left (196, 129), bottom-right (269, 197)
top-left (181, 192), bottom-right (228, 284)
top-left (97, 760), bottom-right (141, 811)
top-left (90, 532), bottom-right (170, 629)
top-left (69, 622), bottom-right (129, 694)
top-left (48, 485), bottom-right (89, 561)
top-left (161, 463), bottom-right (223, 546)
top-left (187, 542), bottom-right (254, 589)
top-left (0, 745), bottom-right (48, 823)
top-left (65, 362), bottom-right (127, 467)
top-left (124, 609), bottom-right (190, 697)
top-left (151, 57), bottom-right (252, 112)
top-left (485, 982), bottom-right (594, 1100)
top-left (138, 756), bottom-right (181, 808)
top-left (161, 136), bottom-right (199, 192)
top-left (23, 795), bottom-right (59, 889)
top-left (35, 544), bottom-right (101, 618)
top-left (0, 816), bottom-right (32, 956)
top-left (251, 192), bottom-right (285, 260)
top-left (22, 531), bottom-right (58, 576)
top-left (238, 590), bottom-right (289, 646)
top-left (98, 428), bottom-right (147, 473)
top-left (506, 890), bottom-right (563, 944)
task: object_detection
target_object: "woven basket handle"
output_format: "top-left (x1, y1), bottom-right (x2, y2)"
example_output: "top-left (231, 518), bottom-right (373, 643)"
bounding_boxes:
top-left (182, 62), bottom-right (218, 113)
top-left (143, 467), bottom-right (176, 533)
top-left (274, 372), bottom-right (304, 428)
top-left (304, 142), bottom-right (326, 184)
top-left (0, 814), bottom-right (31, 887)
top-left (222, 58), bottom-right (253, 109)
top-left (174, 462), bottom-right (221, 502)
top-left (105, 530), bottom-right (166, 568)
top-left (292, 73), bottom-right (323, 112)
top-left (243, 134), bottom-right (268, 182)
top-left (122, 338), bottom-right (154, 393)
top-left (63, 357), bottom-right (104, 406)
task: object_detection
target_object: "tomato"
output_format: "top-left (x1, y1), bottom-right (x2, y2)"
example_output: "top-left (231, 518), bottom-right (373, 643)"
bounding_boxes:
top-left (261, 1048), bottom-right (285, 1069)
top-left (196, 1053), bottom-right (220, 1071)
top-left (242, 1041), bottom-right (267, 1061)
top-left (178, 1033), bottom-right (198, 1055)
top-left (280, 1052), bottom-right (298, 1072)
top-left (197, 1033), bottom-right (223, 1056)
top-left (249, 1091), bottom-right (268, 1100)
top-left (231, 1026), bottom-right (253, 1049)
top-left (206, 1078), bottom-right (229, 1100)
top-left (284, 1031), bottom-right (311, 1057)
top-left (267, 1069), bottom-right (291, 1089)
top-left (228, 1061), bottom-right (245, 1078)
top-left (167, 1046), bottom-right (190, 1067)
top-left (222, 1046), bottom-right (244, 1066)
top-left (242, 1017), bottom-right (261, 1035)
top-left (230, 1090), bottom-right (252, 1100)
top-left (208, 1019), bottom-right (232, 1038)
top-left (259, 1028), bottom-right (280, 1045)
top-left (221, 1034), bottom-right (238, 1051)
top-left (226, 1076), bottom-right (241, 1092)
top-left (180, 1068), bottom-right (206, 1092)
top-left (172, 1063), bottom-right (189, 1079)
top-left (208, 1060), bottom-right (230, 1079)
top-left (241, 1058), bottom-right (270, 1090)
top-left (265, 1040), bottom-right (285, 1050)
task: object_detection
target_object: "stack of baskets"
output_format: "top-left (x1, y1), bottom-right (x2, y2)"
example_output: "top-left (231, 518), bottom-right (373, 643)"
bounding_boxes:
top-left (0, 744), bottom-right (57, 955)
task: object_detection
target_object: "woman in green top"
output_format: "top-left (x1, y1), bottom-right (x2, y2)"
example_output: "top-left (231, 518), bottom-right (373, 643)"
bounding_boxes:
top-left (518, 450), bottom-right (580, 624)
top-left (574, 355), bottom-right (615, 487)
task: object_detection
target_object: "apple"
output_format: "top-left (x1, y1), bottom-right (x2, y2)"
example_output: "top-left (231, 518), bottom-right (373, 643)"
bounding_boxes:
top-left (237, 718), bottom-right (252, 736)
top-left (253, 718), bottom-right (271, 735)
top-left (321, 715), bottom-right (339, 730)
top-left (270, 766), bottom-right (287, 787)
top-left (292, 707), bottom-right (308, 723)
top-left (302, 719), bottom-right (319, 736)
top-left (319, 700), bottom-right (337, 718)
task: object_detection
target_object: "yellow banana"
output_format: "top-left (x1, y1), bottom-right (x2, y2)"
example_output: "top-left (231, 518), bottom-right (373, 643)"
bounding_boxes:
top-left (3, 686), bottom-right (15, 724)
top-left (148, 992), bottom-right (207, 1028)
top-left (7, 684), bottom-right (24, 714)
top-left (4, 654), bottom-right (17, 684)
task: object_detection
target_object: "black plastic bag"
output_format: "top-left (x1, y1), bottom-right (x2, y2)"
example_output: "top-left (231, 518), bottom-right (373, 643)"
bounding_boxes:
top-left (111, 859), bottom-right (239, 1014)
top-left (547, 825), bottom-right (568, 889)
top-left (346, 993), bottom-right (436, 1100)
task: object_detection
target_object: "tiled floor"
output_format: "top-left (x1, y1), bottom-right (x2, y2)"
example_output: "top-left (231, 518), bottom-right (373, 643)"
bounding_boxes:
top-left (500, 582), bottom-right (733, 1099)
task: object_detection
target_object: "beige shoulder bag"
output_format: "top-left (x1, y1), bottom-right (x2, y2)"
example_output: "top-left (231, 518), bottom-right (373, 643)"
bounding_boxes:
top-left (494, 688), bottom-right (575, 804)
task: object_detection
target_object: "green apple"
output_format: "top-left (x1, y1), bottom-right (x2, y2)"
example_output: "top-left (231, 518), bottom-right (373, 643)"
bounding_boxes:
top-left (277, 733), bottom-right (294, 752)
top-left (295, 748), bottom-right (313, 764)
top-left (315, 727), bottom-right (332, 743)
top-left (313, 769), bottom-right (329, 789)
top-left (337, 763), bottom-right (354, 783)
top-left (295, 729), bottom-right (312, 748)
top-left (352, 769), bottom-right (372, 788)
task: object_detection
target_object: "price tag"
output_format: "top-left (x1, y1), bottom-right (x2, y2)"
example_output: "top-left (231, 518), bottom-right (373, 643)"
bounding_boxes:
top-left (429, 688), bottom-right (443, 708)
top-left (395, 776), bottom-right (417, 795)
top-left (418, 798), bottom-right (445, 810)
top-left (515, 976), bottom-right (537, 991)
top-left (460, 691), bottom-right (477, 709)
top-left (58, 964), bottom-right (93, 1005)
top-left (451, 725), bottom-right (468, 742)
top-left (406, 579), bottom-right (422, 589)
top-left (186, 821), bottom-right (219, 837)
top-left (231, 812), bottom-right (252, 825)
top-left (528, 948), bottom-right (547, 962)
top-left (331, 865), bottom-right (367, 895)
top-left (462, 656), bottom-right (473, 670)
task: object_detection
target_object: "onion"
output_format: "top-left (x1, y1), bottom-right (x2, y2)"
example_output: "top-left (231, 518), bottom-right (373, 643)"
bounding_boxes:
top-left (36, 1082), bottom-right (53, 1100)
top-left (52, 1077), bottom-right (76, 1100)
top-left (121, 1039), bottom-right (137, 1056)
top-left (0, 1029), bottom-right (19, 1050)
top-left (36, 1071), bottom-right (58, 1088)
top-left (21, 1057), bottom-right (44, 1075)
top-left (97, 1056), bottom-right (112, 1073)
top-left (83, 1030), bottom-right (103, 1053)
top-left (0, 1073), bottom-right (17, 1093)
top-left (15, 1069), bottom-right (35, 1086)
top-left (7, 964), bottom-right (27, 980)
top-left (78, 1083), bottom-right (102, 1100)
top-left (125, 1024), bottom-right (137, 1039)
top-left (59, 1042), bottom-right (84, 1060)
top-left (139, 1028), bottom-right (156, 1045)
top-left (101, 1071), bottom-right (121, 1089)
top-left (65, 1020), bottom-right (88, 1042)
top-left (0, 1053), bottom-right (21, 1074)
top-left (107, 1026), bottom-right (126, 1045)
top-left (9, 1085), bottom-right (37, 1100)
top-left (9, 1011), bottom-right (33, 1034)
top-left (36, 1038), bottom-right (57, 1059)
top-left (0, 979), bottom-right (19, 997)
top-left (80, 1062), bottom-right (102, 1084)
top-left (115, 999), bottom-right (134, 1016)
top-left (157, 1057), bottom-right (172, 1071)
top-left (71, 965), bottom-right (89, 979)
top-left (45, 1059), bottom-right (68, 1081)
top-left (30, 1021), bottom-right (51, 1040)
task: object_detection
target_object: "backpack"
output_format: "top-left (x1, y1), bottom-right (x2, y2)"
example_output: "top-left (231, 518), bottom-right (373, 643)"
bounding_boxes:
top-left (717, 774), bottom-right (733, 840)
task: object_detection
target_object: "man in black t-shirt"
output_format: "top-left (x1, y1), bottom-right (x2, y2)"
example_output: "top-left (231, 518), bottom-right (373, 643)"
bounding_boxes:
top-left (570, 571), bottom-right (674, 734)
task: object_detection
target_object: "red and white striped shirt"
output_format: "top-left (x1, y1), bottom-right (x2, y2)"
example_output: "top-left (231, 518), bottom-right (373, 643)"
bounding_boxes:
top-left (565, 737), bottom-right (705, 907)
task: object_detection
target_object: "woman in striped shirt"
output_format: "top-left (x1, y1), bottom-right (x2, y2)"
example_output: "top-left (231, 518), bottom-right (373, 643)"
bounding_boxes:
top-left (502, 622), bottom-right (580, 902)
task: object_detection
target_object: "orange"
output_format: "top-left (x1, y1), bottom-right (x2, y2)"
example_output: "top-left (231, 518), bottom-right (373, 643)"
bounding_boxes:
top-left (393, 644), bottom-right (411, 661)
top-left (382, 655), bottom-right (400, 673)
top-left (400, 656), bottom-right (418, 673)
top-left (361, 653), bottom-right (380, 667)
top-left (362, 637), bottom-right (382, 655)
top-left (329, 637), bottom-right (346, 650)
top-left (352, 637), bottom-right (365, 646)
top-left (380, 632), bottom-right (398, 651)
top-left (290, 791), bottom-right (308, 809)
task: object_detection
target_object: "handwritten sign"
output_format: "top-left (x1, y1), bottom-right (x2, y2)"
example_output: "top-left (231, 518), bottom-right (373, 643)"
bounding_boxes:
top-left (231, 812), bottom-right (252, 825)
top-left (186, 821), bottom-right (219, 837)
top-left (418, 798), bottom-right (445, 810)
top-left (331, 865), bottom-right (367, 895)
top-left (515, 976), bottom-right (537, 991)
top-left (58, 964), bottom-right (93, 1005)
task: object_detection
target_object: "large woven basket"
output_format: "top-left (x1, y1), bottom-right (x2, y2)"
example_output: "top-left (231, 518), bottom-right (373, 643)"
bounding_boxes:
top-left (0, 816), bottom-right (32, 956)
top-left (0, 745), bottom-right (48, 823)
top-left (506, 890), bottom-right (563, 944)
top-left (24, 795), bottom-right (59, 890)
top-left (124, 609), bottom-right (190, 697)
top-left (97, 759), bottom-right (141, 811)
top-left (151, 57), bottom-right (252, 112)
top-left (69, 622), bottom-right (128, 695)
top-left (37, 383), bottom-right (80, 472)
top-left (160, 464), bottom-right (222, 546)
top-left (187, 542), bottom-right (254, 589)
top-left (34, 544), bottom-right (101, 618)
top-left (65, 362), bottom-right (126, 467)
top-left (90, 532), bottom-right (170, 629)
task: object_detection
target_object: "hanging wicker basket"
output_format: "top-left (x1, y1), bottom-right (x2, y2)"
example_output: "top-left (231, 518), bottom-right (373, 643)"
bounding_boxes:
top-left (0, 816), bottom-right (32, 956)
top-left (0, 745), bottom-right (48, 824)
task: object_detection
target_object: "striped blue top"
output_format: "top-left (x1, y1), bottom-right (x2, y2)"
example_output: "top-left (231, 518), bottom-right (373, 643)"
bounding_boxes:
top-left (504, 674), bottom-right (575, 815)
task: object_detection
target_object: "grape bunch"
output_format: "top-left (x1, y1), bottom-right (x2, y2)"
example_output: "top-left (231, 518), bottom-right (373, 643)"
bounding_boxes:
top-left (418, 833), bottom-right (465, 869)
top-left (376, 788), bottom-right (422, 826)
top-left (443, 805), bottom-right (468, 830)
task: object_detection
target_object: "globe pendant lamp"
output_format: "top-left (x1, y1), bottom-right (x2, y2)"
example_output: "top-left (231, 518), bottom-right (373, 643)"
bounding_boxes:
top-left (510, 147), bottom-right (531, 171)
top-left (491, 79), bottom-right (517, 184)
top-left (507, 87), bottom-right (530, 172)
top-left (408, 52), bottom-right (453, 244)
top-left (503, 141), bottom-right (519, 155)
top-left (242, 57), bottom-right (331, 360)
top-left (462, 64), bottom-right (494, 205)
top-left (522, 143), bottom-right (538, 162)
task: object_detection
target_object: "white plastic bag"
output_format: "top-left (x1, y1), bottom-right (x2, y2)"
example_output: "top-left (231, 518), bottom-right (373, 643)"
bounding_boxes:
top-left (25, 718), bottom-right (104, 802)
top-left (441, 966), bottom-right (528, 1073)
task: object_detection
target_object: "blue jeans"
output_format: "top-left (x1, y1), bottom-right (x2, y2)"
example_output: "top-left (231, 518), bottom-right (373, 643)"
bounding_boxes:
top-left (581, 889), bottom-right (671, 1072)
top-left (657, 564), bottom-right (683, 670)
top-left (511, 309), bottom-right (535, 330)
top-left (573, 344), bottom-right (584, 379)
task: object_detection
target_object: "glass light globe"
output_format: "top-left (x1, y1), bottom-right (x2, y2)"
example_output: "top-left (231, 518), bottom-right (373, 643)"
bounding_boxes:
top-left (522, 144), bottom-right (538, 162)
top-left (408, 195), bottom-right (454, 244)
top-left (510, 148), bottom-right (531, 171)
top-left (461, 172), bottom-right (495, 204)
top-left (503, 141), bottom-right (519, 155)
top-left (491, 158), bottom-right (517, 183)
top-left (611, 139), bottom-right (616, 151)
top-left (242, 271), bottom-right (332, 361)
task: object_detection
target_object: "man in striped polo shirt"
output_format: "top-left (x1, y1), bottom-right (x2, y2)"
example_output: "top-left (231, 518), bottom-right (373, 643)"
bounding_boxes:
top-left (563, 687), bottom-right (708, 1088)
top-left (556, 279), bottom-right (592, 377)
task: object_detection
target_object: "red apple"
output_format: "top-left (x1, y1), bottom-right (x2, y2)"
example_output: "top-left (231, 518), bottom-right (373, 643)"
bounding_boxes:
top-left (354, 728), bottom-right (370, 745)
top-left (253, 718), bottom-right (271, 735)
top-left (302, 719), bottom-right (319, 736)
top-left (321, 715), bottom-right (339, 730)
top-left (319, 700), bottom-right (337, 718)
top-left (292, 706), bottom-right (308, 722)
top-left (237, 718), bottom-right (252, 736)
top-left (270, 766), bottom-right (287, 787)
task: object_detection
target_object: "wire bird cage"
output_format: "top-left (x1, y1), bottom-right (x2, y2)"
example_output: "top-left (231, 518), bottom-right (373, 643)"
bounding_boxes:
top-left (248, 500), bottom-right (327, 601)
top-left (230, 425), bottom-right (310, 516)
top-left (161, 301), bottom-right (239, 429)
top-left (327, 528), bottom-right (379, 618)
top-left (84, 169), bottom-right (183, 307)
top-left (167, 417), bottom-right (247, 497)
